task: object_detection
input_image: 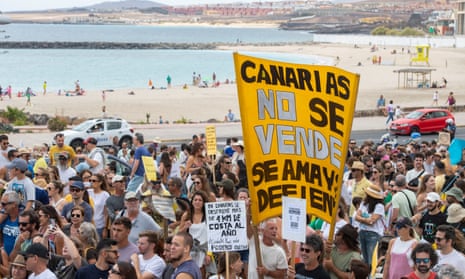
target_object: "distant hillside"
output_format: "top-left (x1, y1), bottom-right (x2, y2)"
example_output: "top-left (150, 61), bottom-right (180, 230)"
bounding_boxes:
top-left (85, 0), bottom-right (167, 10)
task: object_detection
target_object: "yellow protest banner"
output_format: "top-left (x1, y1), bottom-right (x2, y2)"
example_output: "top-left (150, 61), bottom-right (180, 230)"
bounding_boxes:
top-left (141, 155), bottom-right (157, 181)
top-left (233, 52), bottom-right (359, 225)
top-left (206, 125), bottom-right (217, 157)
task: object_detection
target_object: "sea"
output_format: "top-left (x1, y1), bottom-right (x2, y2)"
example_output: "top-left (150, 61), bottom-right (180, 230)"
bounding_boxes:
top-left (0, 23), bottom-right (463, 91)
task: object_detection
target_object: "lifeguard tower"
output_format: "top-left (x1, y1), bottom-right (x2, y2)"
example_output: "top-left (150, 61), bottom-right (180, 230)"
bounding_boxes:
top-left (410, 45), bottom-right (430, 66)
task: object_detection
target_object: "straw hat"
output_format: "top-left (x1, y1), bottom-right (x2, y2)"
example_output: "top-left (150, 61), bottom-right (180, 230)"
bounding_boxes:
top-left (351, 161), bottom-right (365, 171)
top-left (364, 184), bottom-right (384, 199)
top-left (10, 255), bottom-right (26, 268)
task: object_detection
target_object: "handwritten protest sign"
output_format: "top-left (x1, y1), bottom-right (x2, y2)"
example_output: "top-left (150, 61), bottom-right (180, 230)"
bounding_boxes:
top-left (205, 201), bottom-right (248, 252)
top-left (233, 53), bottom-right (359, 225)
top-left (142, 155), bottom-right (157, 181)
top-left (206, 125), bottom-right (217, 157)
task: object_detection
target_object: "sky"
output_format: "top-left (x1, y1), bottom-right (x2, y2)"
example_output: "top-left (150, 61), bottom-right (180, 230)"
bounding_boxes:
top-left (0, 0), bottom-right (263, 12)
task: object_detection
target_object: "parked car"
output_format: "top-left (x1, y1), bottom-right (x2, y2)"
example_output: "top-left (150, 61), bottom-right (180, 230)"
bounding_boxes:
top-left (106, 154), bottom-right (131, 177)
top-left (389, 108), bottom-right (454, 135)
top-left (59, 117), bottom-right (134, 149)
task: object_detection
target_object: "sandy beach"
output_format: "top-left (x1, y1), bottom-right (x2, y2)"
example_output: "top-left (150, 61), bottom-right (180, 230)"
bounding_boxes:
top-left (3, 43), bottom-right (465, 124)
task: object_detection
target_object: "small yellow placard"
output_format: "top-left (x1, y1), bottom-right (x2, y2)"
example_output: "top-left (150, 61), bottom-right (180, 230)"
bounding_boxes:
top-left (142, 155), bottom-right (157, 181)
top-left (206, 125), bottom-right (217, 157)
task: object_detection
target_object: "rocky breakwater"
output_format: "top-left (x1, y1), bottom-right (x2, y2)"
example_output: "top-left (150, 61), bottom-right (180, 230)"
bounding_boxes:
top-left (0, 41), bottom-right (220, 49)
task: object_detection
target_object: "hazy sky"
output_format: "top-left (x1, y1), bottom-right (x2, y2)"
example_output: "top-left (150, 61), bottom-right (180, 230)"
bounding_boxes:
top-left (0, 0), bottom-right (263, 12)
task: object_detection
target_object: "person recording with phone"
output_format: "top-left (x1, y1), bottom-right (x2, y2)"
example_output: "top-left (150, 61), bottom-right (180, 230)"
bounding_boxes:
top-left (37, 205), bottom-right (64, 255)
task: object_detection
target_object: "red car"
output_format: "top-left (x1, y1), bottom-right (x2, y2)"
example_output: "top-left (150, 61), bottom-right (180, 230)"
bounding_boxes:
top-left (389, 108), bottom-right (454, 135)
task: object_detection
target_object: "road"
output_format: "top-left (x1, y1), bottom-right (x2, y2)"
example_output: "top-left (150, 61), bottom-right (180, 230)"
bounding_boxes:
top-left (6, 120), bottom-right (463, 149)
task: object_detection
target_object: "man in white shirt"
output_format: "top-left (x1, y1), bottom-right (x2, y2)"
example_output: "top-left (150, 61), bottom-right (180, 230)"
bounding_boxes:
top-left (56, 153), bottom-right (77, 184)
top-left (248, 218), bottom-right (287, 279)
top-left (131, 230), bottom-right (166, 279)
top-left (22, 243), bottom-right (57, 278)
top-left (77, 137), bottom-right (105, 174)
top-left (435, 224), bottom-right (465, 275)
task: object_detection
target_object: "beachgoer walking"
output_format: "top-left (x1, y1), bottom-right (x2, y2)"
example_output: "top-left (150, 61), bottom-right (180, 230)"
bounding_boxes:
top-left (442, 77), bottom-right (447, 88)
top-left (7, 85), bottom-right (11, 99)
top-left (432, 90), bottom-right (439, 106)
top-left (167, 75), bottom-right (172, 88)
top-left (25, 87), bottom-right (32, 106)
top-left (212, 72), bottom-right (216, 82)
top-left (102, 90), bottom-right (106, 102)
top-left (43, 81), bottom-right (47, 95)
top-left (385, 100), bottom-right (395, 125)
top-left (446, 91), bottom-right (456, 112)
top-left (192, 72), bottom-right (196, 85)
top-left (148, 79), bottom-right (154, 89)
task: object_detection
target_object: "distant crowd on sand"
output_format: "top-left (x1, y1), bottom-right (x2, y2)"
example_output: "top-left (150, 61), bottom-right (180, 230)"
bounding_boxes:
top-left (147, 72), bottom-right (235, 91)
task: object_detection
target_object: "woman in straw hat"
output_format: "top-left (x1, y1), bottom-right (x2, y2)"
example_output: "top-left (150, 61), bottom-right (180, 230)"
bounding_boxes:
top-left (355, 183), bottom-right (385, 269)
top-left (9, 254), bottom-right (29, 279)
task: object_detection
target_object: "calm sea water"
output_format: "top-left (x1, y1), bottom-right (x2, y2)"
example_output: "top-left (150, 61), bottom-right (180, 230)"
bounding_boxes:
top-left (1, 23), bottom-right (314, 43)
top-left (0, 23), bottom-right (320, 91)
top-left (0, 24), bottom-right (461, 91)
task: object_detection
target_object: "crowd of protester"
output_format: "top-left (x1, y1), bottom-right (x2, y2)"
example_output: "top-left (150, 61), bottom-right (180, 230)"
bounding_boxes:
top-left (3, 129), bottom-right (465, 279)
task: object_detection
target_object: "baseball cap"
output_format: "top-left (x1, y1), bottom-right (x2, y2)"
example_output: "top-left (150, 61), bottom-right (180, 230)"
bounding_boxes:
top-left (394, 217), bottom-right (413, 229)
top-left (70, 181), bottom-right (84, 190)
top-left (232, 140), bottom-right (244, 147)
top-left (112, 175), bottom-right (124, 183)
top-left (426, 192), bottom-right (440, 203)
top-left (216, 179), bottom-right (235, 189)
top-left (6, 158), bottom-right (28, 172)
top-left (20, 243), bottom-right (49, 259)
top-left (125, 191), bottom-right (138, 200)
top-left (84, 137), bottom-right (98, 145)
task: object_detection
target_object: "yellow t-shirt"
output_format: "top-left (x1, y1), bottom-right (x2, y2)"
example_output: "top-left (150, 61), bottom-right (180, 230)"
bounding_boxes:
top-left (49, 145), bottom-right (77, 167)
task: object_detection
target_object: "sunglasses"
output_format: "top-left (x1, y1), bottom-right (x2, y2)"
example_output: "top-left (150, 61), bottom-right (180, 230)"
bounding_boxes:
top-left (71, 214), bottom-right (81, 218)
top-left (90, 179), bottom-right (99, 183)
top-left (70, 188), bottom-right (82, 193)
top-left (19, 222), bottom-right (29, 227)
top-left (194, 181), bottom-right (201, 185)
top-left (300, 247), bottom-right (312, 253)
top-left (435, 237), bottom-right (444, 242)
top-left (1, 202), bottom-right (13, 207)
top-left (47, 187), bottom-right (54, 191)
top-left (415, 258), bottom-right (430, 264)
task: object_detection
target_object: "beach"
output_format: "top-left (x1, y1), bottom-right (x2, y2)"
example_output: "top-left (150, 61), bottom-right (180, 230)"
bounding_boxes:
top-left (3, 43), bottom-right (465, 124)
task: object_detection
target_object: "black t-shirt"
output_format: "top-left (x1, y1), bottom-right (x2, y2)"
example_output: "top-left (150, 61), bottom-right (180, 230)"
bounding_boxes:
top-left (295, 263), bottom-right (330, 279)
top-left (75, 264), bottom-right (111, 279)
top-left (419, 211), bottom-right (448, 243)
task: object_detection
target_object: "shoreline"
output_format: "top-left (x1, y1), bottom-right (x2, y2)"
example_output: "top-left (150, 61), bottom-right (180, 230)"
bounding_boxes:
top-left (2, 42), bottom-right (465, 124)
